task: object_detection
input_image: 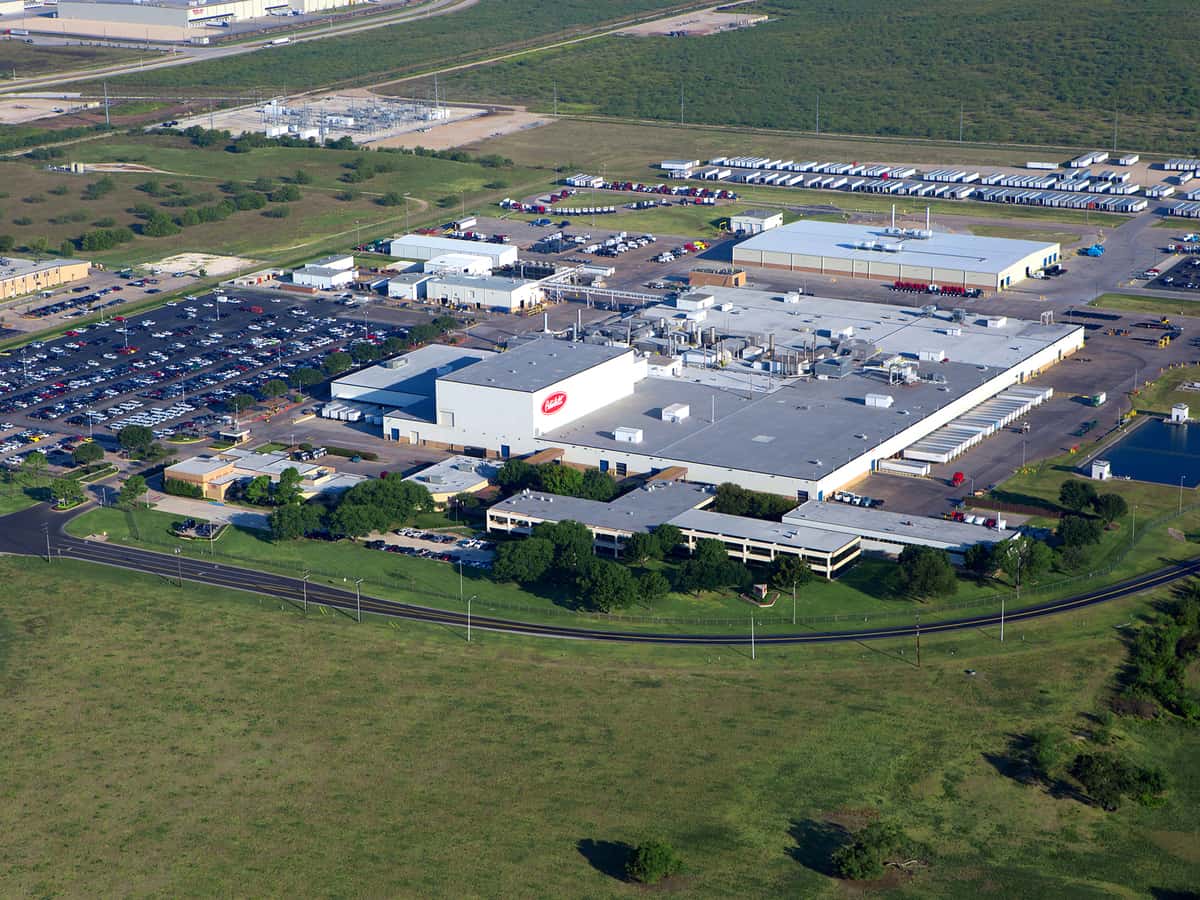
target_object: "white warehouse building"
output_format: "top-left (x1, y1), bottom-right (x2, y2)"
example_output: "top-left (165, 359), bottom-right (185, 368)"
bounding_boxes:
top-left (733, 220), bottom-right (1061, 291)
top-left (366, 288), bottom-right (1084, 500)
top-left (292, 254), bottom-right (355, 290)
top-left (425, 275), bottom-right (544, 312)
top-left (388, 233), bottom-right (518, 267)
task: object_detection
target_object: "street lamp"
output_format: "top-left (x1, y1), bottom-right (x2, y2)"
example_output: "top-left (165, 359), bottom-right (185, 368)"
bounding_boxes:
top-left (174, 546), bottom-right (183, 587)
top-left (354, 577), bottom-right (363, 623)
top-left (468, 593), bottom-right (476, 642)
top-left (302, 568), bottom-right (310, 614)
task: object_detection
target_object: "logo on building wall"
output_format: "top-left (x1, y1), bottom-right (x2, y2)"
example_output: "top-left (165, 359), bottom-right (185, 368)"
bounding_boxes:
top-left (541, 391), bottom-right (568, 415)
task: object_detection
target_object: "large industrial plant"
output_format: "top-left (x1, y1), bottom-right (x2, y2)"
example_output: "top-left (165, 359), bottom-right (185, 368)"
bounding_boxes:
top-left (329, 287), bottom-right (1083, 501)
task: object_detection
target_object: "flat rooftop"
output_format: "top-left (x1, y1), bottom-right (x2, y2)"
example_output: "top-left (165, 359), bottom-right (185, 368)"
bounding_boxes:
top-left (390, 234), bottom-right (516, 259)
top-left (0, 256), bottom-right (88, 279)
top-left (670, 508), bottom-right (856, 554)
top-left (491, 480), bottom-right (713, 533)
top-left (736, 220), bottom-right (1057, 274)
top-left (784, 500), bottom-right (1012, 548)
top-left (334, 345), bottom-right (493, 396)
top-left (166, 456), bottom-right (231, 477)
top-left (651, 287), bottom-right (1080, 370)
top-left (405, 455), bottom-right (496, 494)
top-left (439, 339), bottom-right (630, 394)
top-left (427, 275), bottom-right (539, 292)
top-left (542, 358), bottom-right (1009, 484)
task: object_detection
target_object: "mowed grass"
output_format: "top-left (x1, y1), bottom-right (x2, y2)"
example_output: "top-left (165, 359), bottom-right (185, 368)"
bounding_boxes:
top-left (0, 134), bottom-right (550, 267)
top-left (66, 505), bottom-right (1013, 630)
top-left (0, 555), bottom-right (1198, 896)
top-left (1090, 292), bottom-right (1200, 318)
top-left (0, 41), bottom-right (155, 79)
top-left (0, 471), bottom-right (46, 516)
top-left (1130, 363), bottom-right (1200, 416)
top-left (469, 119), bottom-right (1131, 227)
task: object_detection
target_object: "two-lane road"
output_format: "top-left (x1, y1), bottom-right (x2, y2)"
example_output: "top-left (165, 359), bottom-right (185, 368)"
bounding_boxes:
top-left (2, 503), bottom-right (1196, 645)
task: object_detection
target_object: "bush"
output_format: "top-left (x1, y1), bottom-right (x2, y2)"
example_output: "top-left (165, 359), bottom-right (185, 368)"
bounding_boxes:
top-left (831, 821), bottom-right (904, 880)
top-left (163, 477), bottom-right (203, 499)
top-left (262, 207), bottom-right (291, 218)
top-left (268, 184), bottom-right (302, 203)
top-left (625, 839), bottom-right (682, 884)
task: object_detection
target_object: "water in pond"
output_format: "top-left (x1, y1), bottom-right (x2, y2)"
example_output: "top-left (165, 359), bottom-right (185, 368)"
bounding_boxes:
top-left (1102, 418), bottom-right (1200, 488)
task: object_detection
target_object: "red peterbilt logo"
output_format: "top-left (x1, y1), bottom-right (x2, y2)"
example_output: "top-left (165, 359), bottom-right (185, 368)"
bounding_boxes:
top-left (541, 391), bottom-right (567, 415)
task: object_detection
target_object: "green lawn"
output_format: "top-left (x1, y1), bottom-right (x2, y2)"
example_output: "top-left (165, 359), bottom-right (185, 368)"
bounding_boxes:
top-left (0, 555), bottom-right (1197, 896)
top-left (1130, 364), bottom-right (1200, 416)
top-left (1090, 292), bottom-right (1200, 317)
top-left (0, 41), bottom-right (157, 79)
top-left (0, 472), bottom-right (48, 516)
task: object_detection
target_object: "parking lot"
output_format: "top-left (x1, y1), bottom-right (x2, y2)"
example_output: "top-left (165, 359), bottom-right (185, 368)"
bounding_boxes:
top-left (4, 269), bottom-right (201, 334)
top-left (0, 290), bottom-right (414, 467)
top-left (1149, 255), bottom-right (1200, 292)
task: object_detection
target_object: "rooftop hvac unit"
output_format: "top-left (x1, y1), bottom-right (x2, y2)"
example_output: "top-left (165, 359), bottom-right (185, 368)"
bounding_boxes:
top-left (614, 426), bottom-right (644, 444)
top-left (662, 403), bottom-right (690, 423)
top-left (918, 349), bottom-right (946, 362)
top-left (383, 357), bottom-right (410, 369)
top-left (865, 393), bottom-right (894, 408)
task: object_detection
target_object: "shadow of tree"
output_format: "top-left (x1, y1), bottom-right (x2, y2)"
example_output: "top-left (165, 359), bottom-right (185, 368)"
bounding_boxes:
top-left (982, 734), bottom-right (1090, 803)
top-left (1150, 889), bottom-right (1200, 900)
top-left (787, 819), bottom-right (849, 877)
top-left (576, 838), bottom-right (632, 881)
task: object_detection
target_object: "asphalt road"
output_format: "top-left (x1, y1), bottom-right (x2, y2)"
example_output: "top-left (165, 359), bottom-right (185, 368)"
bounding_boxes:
top-left (4, 502), bottom-right (1197, 645)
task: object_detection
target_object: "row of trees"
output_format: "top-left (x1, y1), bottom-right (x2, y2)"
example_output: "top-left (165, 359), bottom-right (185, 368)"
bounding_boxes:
top-left (710, 482), bottom-right (797, 521)
top-left (268, 473), bottom-right (434, 541)
top-left (495, 459), bottom-right (618, 502)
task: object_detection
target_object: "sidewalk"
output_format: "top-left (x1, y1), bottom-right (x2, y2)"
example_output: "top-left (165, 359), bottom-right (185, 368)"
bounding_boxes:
top-left (151, 494), bottom-right (270, 531)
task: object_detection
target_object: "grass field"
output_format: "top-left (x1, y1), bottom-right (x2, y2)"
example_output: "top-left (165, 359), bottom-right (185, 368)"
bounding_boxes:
top-left (1130, 363), bottom-right (1200, 416)
top-left (0, 555), bottom-right (1198, 896)
top-left (0, 133), bottom-right (552, 268)
top-left (0, 41), bottom-right (154, 80)
top-left (0, 471), bottom-right (46, 516)
top-left (77, 0), bottom-right (692, 94)
top-left (427, 0), bottom-right (1200, 154)
top-left (1090, 292), bottom-right (1200, 317)
top-left (469, 119), bottom-right (1131, 227)
top-left (69, 505), bottom-right (1012, 629)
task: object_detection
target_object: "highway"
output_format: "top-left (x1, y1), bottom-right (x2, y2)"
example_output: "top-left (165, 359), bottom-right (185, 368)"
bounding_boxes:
top-left (3, 503), bottom-right (1197, 645)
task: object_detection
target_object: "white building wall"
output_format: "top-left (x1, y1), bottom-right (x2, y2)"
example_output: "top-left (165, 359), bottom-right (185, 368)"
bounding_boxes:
top-left (293, 269), bottom-right (354, 289)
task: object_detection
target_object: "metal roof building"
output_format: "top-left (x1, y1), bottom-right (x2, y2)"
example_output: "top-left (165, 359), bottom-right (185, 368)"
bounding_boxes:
top-left (387, 234), bottom-right (518, 267)
top-left (732, 220), bottom-right (1061, 290)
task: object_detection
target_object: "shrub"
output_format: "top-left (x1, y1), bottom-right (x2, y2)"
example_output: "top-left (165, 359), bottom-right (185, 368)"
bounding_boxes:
top-left (263, 207), bottom-right (291, 218)
top-left (163, 477), bottom-right (203, 499)
top-left (625, 839), bottom-right (682, 884)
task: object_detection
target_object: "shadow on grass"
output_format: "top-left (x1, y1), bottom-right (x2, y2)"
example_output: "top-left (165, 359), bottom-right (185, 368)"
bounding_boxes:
top-left (981, 734), bottom-right (1090, 803)
top-left (787, 819), bottom-right (848, 877)
top-left (576, 838), bottom-right (632, 881)
top-left (1150, 889), bottom-right (1200, 900)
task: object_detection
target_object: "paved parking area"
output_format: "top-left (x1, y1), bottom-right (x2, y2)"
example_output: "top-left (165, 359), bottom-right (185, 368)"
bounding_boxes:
top-left (1150, 255), bottom-right (1200, 292)
top-left (4, 269), bottom-right (200, 333)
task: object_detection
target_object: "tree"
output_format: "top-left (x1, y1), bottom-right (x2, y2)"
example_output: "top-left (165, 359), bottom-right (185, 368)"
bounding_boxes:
top-left (623, 530), bottom-right (662, 564)
top-left (1092, 492), bottom-right (1128, 524)
top-left (1023, 727), bottom-right (1066, 783)
top-left (771, 555), bottom-right (812, 592)
top-left (496, 459), bottom-right (538, 492)
top-left (350, 342), bottom-right (380, 364)
top-left (638, 570), bottom-right (671, 604)
top-left (576, 556), bottom-right (639, 612)
top-left (59, 239), bottom-right (76, 257)
top-left (292, 168), bottom-right (312, 184)
top-left (897, 545), bottom-right (958, 600)
top-left (830, 821), bottom-right (905, 881)
top-left (228, 393), bottom-right (257, 415)
top-left (268, 184), bottom-right (301, 203)
top-left (963, 542), bottom-right (997, 581)
top-left (269, 502), bottom-right (324, 540)
top-left (119, 474), bottom-right (147, 509)
top-left (1058, 514), bottom-right (1103, 548)
top-left (580, 467), bottom-right (617, 501)
top-left (261, 378), bottom-right (288, 400)
top-left (289, 367), bottom-right (323, 390)
top-left (71, 441), bottom-right (103, 468)
top-left (324, 351), bottom-right (352, 376)
top-left (1059, 479), bottom-right (1098, 512)
top-left (49, 476), bottom-right (84, 507)
top-left (675, 538), bottom-right (750, 594)
top-left (117, 424), bottom-right (153, 454)
top-left (492, 537), bottom-right (554, 584)
top-left (0, 235), bottom-right (13, 252)
top-left (378, 191), bottom-right (404, 206)
top-left (20, 450), bottom-right (47, 485)
top-left (243, 474), bottom-right (272, 505)
top-left (1070, 753), bottom-right (1167, 811)
top-left (653, 523), bottom-right (683, 557)
top-left (274, 466), bottom-right (303, 505)
top-left (537, 464), bottom-right (584, 497)
top-left (625, 839), bottom-right (683, 885)
top-left (999, 535), bottom-right (1054, 585)
top-left (531, 520), bottom-right (594, 576)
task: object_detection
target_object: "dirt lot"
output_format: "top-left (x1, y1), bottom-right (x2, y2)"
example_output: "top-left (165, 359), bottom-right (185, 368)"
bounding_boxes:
top-left (0, 97), bottom-right (100, 125)
top-left (618, 7), bottom-right (766, 37)
top-left (369, 106), bottom-right (549, 151)
top-left (146, 253), bottom-right (257, 278)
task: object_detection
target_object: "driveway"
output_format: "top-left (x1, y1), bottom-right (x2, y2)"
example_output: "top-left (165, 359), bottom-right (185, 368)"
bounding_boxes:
top-left (151, 494), bottom-right (270, 531)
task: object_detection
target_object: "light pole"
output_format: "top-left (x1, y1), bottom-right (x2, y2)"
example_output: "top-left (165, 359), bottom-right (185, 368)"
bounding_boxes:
top-left (42, 522), bottom-right (50, 563)
top-left (750, 616), bottom-right (756, 661)
top-left (458, 558), bottom-right (464, 605)
top-left (792, 580), bottom-right (797, 626)
top-left (174, 546), bottom-right (182, 587)
top-left (354, 577), bottom-right (363, 623)
top-left (467, 593), bottom-right (476, 642)
top-left (302, 568), bottom-right (310, 614)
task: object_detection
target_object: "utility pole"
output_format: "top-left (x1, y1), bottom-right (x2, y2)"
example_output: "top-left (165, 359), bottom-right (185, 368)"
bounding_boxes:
top-left (354, 578), bottom-right (363, 623)
top-left (458, 558), bottom-right (463, 605)
top-left (792, 581), bottom-right (797, 626)
top-left (42, 522), bottom-right (50, 563)
top-left (174, 546), bottom-right (183, 587)
top-left (103, 81), bottom-right (110, 128)
top-left (750, 616), bottom-right (756, 661)
top-left (915, 612), bottom-right (921, 667)
top-left (467, 594), bottom-right (475, 642)
top-left (302, 568), bottom-right (310, 613)
top-left (552, 80), bottom-right (558, 117)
